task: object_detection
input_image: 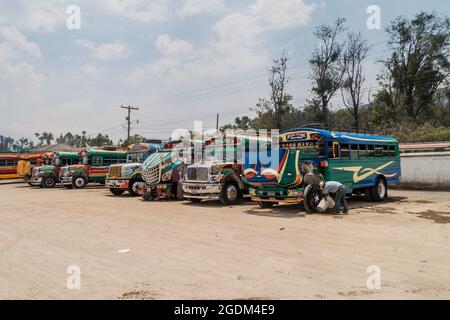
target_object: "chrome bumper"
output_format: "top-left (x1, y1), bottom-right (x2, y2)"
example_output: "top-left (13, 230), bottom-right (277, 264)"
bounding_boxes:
top-left (106, 179), bottom-right (130, 189)
top-left (182, 182), bottom-right (221, 199)
top-left (29, 176), bottom-right (43, 186)
top-left (61, 175), bottom-right (73, 185)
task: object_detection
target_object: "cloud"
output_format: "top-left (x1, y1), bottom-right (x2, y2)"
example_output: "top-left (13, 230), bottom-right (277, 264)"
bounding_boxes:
top-left (177, 0), bottom-right (226, 18)
top-left (0, 26), bottom-right (42, 58)
top-left (0, 25), bottom-right (45, 98)
top-left (0, 0), bottom-right (66, 33)
top-left (0, 43), bottom-right (45, 97)
top-left (155, 34), bottom-right (194, 56)
top-left (100, 0), bottom-right (171, 23)
top-left (81, 64), bottom-right (101, 76)
top-left (76, 39), bottom-right (131, 61)
top-left (250, 0), bottom-right (316, 29)
top-left (127, 12), bottom-right (267, 84)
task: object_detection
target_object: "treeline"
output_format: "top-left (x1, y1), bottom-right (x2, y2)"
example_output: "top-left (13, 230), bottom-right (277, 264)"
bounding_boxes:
top-left (0, 131), bottom-right (114, 152)
top-left (222, 12), bottom-right (450, 143)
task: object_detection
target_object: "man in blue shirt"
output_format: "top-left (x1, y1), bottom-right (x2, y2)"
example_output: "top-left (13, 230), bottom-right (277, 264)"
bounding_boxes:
top-left (323, 181), bottom-right (349, 215)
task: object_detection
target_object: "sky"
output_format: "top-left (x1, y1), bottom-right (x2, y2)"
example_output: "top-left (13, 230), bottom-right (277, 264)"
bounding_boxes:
top-left (0, 0), bottom-right (449, 143)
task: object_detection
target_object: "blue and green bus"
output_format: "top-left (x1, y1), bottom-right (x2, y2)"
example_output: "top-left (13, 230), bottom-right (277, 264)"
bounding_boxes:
top-left (243, 127), bottom-right (401, 211)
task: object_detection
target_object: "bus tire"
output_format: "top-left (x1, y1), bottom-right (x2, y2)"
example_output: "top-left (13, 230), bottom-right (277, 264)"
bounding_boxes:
top-left (129, 177), bottom-right (143, 196)
top-left (370, 177), bottom-right (387, 202)
top-left (220, 180), bottom-right (242, 206)
top-left (110, 188), bottom-right (125, 196)
top-left (258, 202), bottom-right (275, 208)
top-left (303, 184), bottom-right (322, 213)
top-left (42, 176), bottom-right (57, 188)
top-left (72, 175), bottom-right (88, 189)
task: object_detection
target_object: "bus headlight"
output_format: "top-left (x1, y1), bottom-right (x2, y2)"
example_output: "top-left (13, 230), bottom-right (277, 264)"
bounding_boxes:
top-left (209, 174), bottom-right (223, 183)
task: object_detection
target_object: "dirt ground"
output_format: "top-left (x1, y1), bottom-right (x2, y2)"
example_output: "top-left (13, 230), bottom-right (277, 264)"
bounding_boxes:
top-left (0, 181), bottom-right (449, 300)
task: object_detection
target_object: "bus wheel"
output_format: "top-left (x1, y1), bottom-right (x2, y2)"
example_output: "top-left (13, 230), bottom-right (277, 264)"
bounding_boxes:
top-left (42, 176), bottom-right (57, 188)
top-left (303, 184), bottom-right (322, 213)
top-left (370, 178), bottom-right (387, 202)
top-left (220, 181), bottom-right (242, 206)
top-left (258, 202), bottom-right (275, 208)
top-left (129, 179), bottom-right (142, 196)
top-left (72, 176), bottom-right (87, 189)
top-left (110, 188), bottom-right (125, 196)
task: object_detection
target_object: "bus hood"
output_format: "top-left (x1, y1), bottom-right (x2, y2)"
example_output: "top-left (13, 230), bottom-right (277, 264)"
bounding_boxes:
top-left (243, 148), bottom-right (305, 188)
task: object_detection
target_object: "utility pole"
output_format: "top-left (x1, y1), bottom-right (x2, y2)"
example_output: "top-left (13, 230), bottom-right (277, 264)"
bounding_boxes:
top-left (216, 113), bottom-right (219, 131)
top-left (121, 105), bottom-right (139, 142)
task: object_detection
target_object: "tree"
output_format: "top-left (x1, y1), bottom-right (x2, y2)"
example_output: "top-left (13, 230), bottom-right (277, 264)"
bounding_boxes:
top-left (341, 32), bottom-right (370, 132)
top-left (220, 116), bottom-right (252, 132)
top-left (250, 52), bottom-right (293, 130)
top-left (269, 51), bottom-right (289, 129)
top-left (34, 132), bottom-right (54, 146)
top-left (88, 134), bottom-right (113, 147)
top-left (120, 134), bottom-right (146, 148)
top-left (379, 12), bottom-right (450, 122)
top-left (309, 18), bottom-right (347, 128)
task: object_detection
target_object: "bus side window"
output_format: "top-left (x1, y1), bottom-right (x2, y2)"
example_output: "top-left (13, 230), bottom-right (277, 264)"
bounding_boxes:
top-left (350, 145), bottom-right (358, 158)
top-left (382, 145), bottom-right (390, 158)
top-left (0, 160), bottom-right (6, 166)
top-left (327, 142), bottom-right (334, 158)
top-left (389, 145), bottom-right (396, 157)
top-left (93, 156), bottom-right (102, 165)
top-left (368, 145), bottom-right (375, 157)
top-left (340, 144), bottom-right (350, 158)
top-left (359, 145), bottom-right (367, 158)
top-left (375, 145), bottom-right (383, 157)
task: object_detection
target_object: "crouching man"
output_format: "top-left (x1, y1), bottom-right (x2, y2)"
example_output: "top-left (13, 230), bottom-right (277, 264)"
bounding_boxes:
top-left (322, 181), bottom-right (349, 215)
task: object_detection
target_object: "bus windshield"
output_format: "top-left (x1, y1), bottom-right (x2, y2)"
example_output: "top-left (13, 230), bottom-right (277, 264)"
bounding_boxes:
top-left (127, 152), bottom-right (146, 163)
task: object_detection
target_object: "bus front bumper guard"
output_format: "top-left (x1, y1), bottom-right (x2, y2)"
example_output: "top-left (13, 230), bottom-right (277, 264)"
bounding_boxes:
top-left (106, 179), bottom-right (130, 190)
top-left (28, 176), bottom-right (43, 186)
top-left (182, 182), bottom-right (221, 200)
top-left (61, 175), bottom-right (73, 185)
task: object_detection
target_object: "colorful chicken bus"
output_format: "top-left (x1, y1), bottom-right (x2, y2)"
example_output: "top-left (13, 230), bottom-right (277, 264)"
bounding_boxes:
top-left (60, 149), bottom-right (127, 189)
top-left (243, 128), bottom-right (401, 212)
top-left (106, 143), bottom-right (162, 196)
top-left (182, 135), bottom-right (253, 205)
top-left (140, 140), bottom-right (200, 201)
top-left (17, 152), bottom-right (54, 184)
top-left (0, 154), bottom-right (21, 180)
top-left (28, 152), bottom-right (80, 188)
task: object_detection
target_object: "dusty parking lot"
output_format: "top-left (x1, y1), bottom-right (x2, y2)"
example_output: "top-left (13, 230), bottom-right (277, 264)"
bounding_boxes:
top-left (0, 182), bottom-right (449, 300)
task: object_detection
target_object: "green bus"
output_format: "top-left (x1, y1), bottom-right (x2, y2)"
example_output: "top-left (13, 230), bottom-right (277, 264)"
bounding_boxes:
top-left (60, 149), bottom-right (128, 189)
top-left (28, 152), bottom-right (80, 188)
top-left (243, 127), bottom-right (401, 212)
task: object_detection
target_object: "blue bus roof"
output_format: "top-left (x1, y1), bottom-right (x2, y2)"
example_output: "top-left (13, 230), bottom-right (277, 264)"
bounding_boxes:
top-left (281, 127), bottom-right (398, 144)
